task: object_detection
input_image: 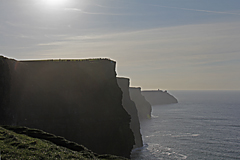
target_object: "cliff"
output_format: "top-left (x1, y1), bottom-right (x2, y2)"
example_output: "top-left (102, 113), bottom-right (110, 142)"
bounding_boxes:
top-left (0, 56), bottom-right (11, 124)
top-left (0, 56), bottom-right (134, 158)
top-left (129, 87), bottom-right (152, 120)
top-left (117, 78), bottom-right (143, 149)
top-left (141, 90), bottom-right (178, 105)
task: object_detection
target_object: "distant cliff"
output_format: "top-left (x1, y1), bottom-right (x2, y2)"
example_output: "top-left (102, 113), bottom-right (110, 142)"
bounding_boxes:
top-left (142, 90), bottom-right (178, 105)
top-left (117, 78), bottom-right (143, 149)
top-left (129, 87), bottom-right (152, 120)
top-left (0, 56), bottom-right (134, 158)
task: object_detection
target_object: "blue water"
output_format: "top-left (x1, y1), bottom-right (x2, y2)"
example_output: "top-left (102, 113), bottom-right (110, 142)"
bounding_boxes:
top-left (131, 90), bottom-right (240, 160)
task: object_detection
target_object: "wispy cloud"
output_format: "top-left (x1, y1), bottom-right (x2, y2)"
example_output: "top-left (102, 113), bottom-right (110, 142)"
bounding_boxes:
top-left (64, 7), bottom-right (145, 16)
top-left (151, 5), bottom-right (240, 16)
top-left (80, 11), bottom-right (129, 16)
top-left (38, 41), bottom-right (66, 46)
top-left (5, 21), bottom-right (59, 30)
top-left (11, 21), bottom-right (240, 90)
top-left (36, 22), bottom-right (240, 66)
top-left (64, 8), bottom-right (82, 12)
top-left (89, 2), bottom-right (124, 9)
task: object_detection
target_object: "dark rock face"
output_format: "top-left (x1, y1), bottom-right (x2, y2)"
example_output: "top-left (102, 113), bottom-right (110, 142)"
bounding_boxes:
top-left (0, 56), bottom-right (11, 124)
top-left (117, 77), bottom-right (143, 149)
top-left (129, 87), bottom-right (152, 120)
top-left (0, 56), bottom-right (134, 158)
top-left (141, 90), bottom-right (178, 105)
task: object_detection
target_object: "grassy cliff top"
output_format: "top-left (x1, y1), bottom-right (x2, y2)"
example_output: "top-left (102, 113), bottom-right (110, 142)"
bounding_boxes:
top-left (0, 126), bottom-right (128, 160)
top-left (20, 58), bottom-right (115, 63)
top-left (0, 55), bottom-right (116, 63)
top-left (142, 90), bottom-right (166, 92)
top-left (129, 87), bottom-right (141, 90)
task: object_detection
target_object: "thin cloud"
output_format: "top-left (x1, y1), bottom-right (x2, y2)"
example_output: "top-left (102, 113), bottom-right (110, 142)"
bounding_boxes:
top-left (80, 11), bottom-right (127, 16)
top-left (90, 2), bottom-right (123, 9)
top-left (18, 21), bottom-right (240, 90)
top-left (5, 21), bottom-right (59, 30)
top-left (64, 7), bottom-right (122, 15)
top-left (64, 7), bottom-right (145, 16)
top-left (0, 45), bottom-right (35, 50)
top-left (6, 21), bottom-right (30, 28)
top-left (152, 5), bottom-right (240, 16)
top-left (64, 8), bottom-right (82, 12)
top-left (38, 41), bottom-right (66, 46)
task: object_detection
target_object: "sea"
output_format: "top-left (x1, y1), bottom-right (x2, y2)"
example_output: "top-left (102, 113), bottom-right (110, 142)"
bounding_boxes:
top-left (131, 90), bottom-right (240, 160)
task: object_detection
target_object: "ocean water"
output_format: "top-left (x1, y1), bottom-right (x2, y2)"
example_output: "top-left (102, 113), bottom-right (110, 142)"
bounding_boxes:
top-left (131, 90), bottom-right (240, 160)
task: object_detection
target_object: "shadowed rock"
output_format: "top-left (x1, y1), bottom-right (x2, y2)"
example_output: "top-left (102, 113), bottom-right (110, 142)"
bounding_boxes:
top-left (0, 56), bottom-right (134, 158)
top-left (129, 87), bottom-right (152, 120)
top-left (117, 77), bottom-right (143, 149)
top-left (142, 90), bottom-right (178, 105)
top-left (0, 56), bottom-right (11, 124)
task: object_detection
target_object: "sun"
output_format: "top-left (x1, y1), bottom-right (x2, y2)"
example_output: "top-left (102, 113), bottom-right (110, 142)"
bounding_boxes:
top-left (42, 0), bottom-right (67, 6)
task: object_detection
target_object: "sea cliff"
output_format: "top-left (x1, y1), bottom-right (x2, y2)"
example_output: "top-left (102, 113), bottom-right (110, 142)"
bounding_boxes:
top-left (0, 56), bottom-right (134, 158)
top-left (0, 56), bottom-right (11, 124)
top-left (142, 90), bottom-right (178, 105)
top-left (117, 77), bottom-right (143, 149)
top-left (129, 87), bottom-right (152, 120)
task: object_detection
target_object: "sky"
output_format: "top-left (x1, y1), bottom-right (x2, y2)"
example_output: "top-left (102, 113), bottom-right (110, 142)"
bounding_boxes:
top-left (1, 0), bottom-right (240, 90)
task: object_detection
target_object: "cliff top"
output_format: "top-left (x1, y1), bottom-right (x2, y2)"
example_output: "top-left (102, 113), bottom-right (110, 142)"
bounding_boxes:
top-left (21, 58), bottom-right (115, 63)
top-left (117, 77), bottom-right (130, 80)
top-left (142, 89), bottom-right (167, 93)
top-left (129, 87), bottom-right (141, 90)
top-left (0, 55), bottom-right (116, 64)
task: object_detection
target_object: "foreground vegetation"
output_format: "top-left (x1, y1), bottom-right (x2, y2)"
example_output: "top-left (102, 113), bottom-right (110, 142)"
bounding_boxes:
top-left (0, 126), bottom-right (128, 160)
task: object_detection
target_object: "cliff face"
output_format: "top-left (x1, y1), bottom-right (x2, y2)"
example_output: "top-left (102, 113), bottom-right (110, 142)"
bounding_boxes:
top-left (0, 56), bottom-right (11, 124)
top-left (129, 87), bottom-right (152, 120)
top-left (141, 90), bottom-right (178, 106)
top-left (117, 78), bottom-right (143, 149)
top-left (0, 56), bottom-right (134, 158)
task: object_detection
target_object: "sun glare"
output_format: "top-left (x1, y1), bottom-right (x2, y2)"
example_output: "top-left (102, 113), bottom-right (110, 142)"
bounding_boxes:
top-left (43, 0), bottom-right (67, 6)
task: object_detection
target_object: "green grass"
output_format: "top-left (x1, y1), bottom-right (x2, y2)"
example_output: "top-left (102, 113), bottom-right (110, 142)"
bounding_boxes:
top-left (0, 126), bottom-right (128, 160)
top-left (21, 58), bottom-right (113, 62)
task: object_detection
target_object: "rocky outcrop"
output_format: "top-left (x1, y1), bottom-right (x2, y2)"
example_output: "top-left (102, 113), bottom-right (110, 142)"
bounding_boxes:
top-left (142, 90), bottom-right (178, 105)
top-left (0, 56), bottom-right (134, 158)
top-left (117, 77), bottom-right (143, 149)
top-left (129, 87), bottom-right (152, 120)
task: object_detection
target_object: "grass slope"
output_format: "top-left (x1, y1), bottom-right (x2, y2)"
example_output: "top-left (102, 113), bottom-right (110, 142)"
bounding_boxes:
top-left (0, 126), bottom-right (128, 160)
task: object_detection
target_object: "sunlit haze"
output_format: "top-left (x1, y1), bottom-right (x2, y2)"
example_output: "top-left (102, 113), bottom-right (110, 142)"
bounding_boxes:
top-left (42, 0), bottom-right (67, 6)
top-left (1, 0), bottom-right (240, 90)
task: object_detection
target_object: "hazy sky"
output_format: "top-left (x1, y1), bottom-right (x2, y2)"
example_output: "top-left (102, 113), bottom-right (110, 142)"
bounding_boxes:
top-left (1, 0), bottom-right (240, 90)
